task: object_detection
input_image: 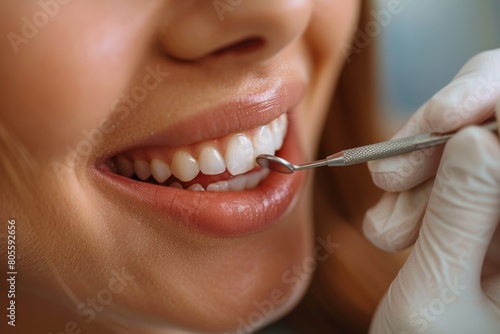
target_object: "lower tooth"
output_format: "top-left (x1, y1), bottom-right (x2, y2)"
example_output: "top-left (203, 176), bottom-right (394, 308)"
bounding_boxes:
top-left (218, 181), bottom-right (229, 191)
top-left (228, 175), bottom-right (247, 191)
top-left (204, 169), bottom-right (269, 192)
top-left (245, 172), bottom-right (261, 189)
top-left (187, 183), bottom-right (205, 191)
top-left (206, 183), bottom-right (218, 191)
top-left (170, 182), bottom-right (183, 189)
top-left (167, 169), bottom-right (269, 192)
top-left (259, 168), bottom-right (270, 180)
top-left (207, 180), bottom-right (229, 192)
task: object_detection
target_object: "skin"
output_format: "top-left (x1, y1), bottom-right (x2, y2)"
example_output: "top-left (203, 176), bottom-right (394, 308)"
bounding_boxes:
top-left (0, 0), bottom-right (402, 333)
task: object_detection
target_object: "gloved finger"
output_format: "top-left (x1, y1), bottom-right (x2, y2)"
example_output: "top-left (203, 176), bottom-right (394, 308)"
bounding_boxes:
top-left (369, 126), bottom-right (500, 333)
top-left (364, 100), bottom-right (500, 254)
top-left (479, 96), bottom-right (500, 307)
top-left (407, 125), bottom-right (500, 286)
top-left (362, 178), bottom-right (433, 252)
top-left (369, 49), bottom-right (500, 192)
top-left (498, 96), bottom-right (500, 135)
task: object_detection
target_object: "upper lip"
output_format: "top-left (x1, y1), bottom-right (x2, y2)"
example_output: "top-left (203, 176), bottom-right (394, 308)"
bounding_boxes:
top-left (103, 81), bottom-right (305, 160)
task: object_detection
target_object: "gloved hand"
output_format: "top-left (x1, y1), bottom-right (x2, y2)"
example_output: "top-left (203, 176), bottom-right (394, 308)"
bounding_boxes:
top-left (363, 49), bottom-right (500, 333)
top-left (365, 49), bottom-right (500, 252)
top-left (367, 125), bottom-right (500, 333)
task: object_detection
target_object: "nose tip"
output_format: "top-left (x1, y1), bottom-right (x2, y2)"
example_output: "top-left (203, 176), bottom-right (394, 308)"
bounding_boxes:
top-left (158, 0), bottom-right (312, 63)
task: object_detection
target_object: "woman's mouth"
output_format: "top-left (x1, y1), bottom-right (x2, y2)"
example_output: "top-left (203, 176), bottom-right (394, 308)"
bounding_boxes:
top-left (107, 114), bottom-right (286, 191)
top-left (93, 82), bottom-right (306, 237)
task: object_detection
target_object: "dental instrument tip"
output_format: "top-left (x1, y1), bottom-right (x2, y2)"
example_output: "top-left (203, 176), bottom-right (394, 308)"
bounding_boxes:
top-left (256, 154), bottom-right (331, 174)
top-left (256, 154), bottom-right (295, 174)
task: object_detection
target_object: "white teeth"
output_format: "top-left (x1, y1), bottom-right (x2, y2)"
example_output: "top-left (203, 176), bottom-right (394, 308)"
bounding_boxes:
top-left (116, 157), bottom-right (134, 177)
top-left (134, 160), bottom-right (151, 180)
top-left (245, 170), bottom-right (262, 189)
top-left (205, 169), bottom-right (268, 192)
top-left (115, 114), bottom-right (286, 187)
top-left (252, 125), bottom-right (275, 157)
top-left (150, 158), bottom-right (172, 183)
top-left (228, 175), bottom-right (247, 191)
top-left (187, 183), bottom-right (205, 191)
top-left (270, 114), bottom-right (287, 150)
top-left (170, 182), bottom-right (183, 189)
top-left (171, 151), bottom-right (200, 182)
top-left (225, 134), bottom-right (255, 176)
top-left (207, 180), bottom-right (229, 191)
top-left (198, 146), bottom-right (226, 175)
top-left (206, 183), bottom-right (219, 191)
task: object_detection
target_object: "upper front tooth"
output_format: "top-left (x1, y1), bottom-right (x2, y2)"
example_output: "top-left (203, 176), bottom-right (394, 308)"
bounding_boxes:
top-left (150, 158), bottom-right (172, 183)
top-left (252, 125), bottom-right (275, 157)
top-left (171, 151), bottom-right (199, 182)
top-left (134, 160), bottom-right (151, 180)
top-left (198, 146), bottom-right (226, 175)
top-left (271, 114), bottom-right (287, 150)
top-left (225, 134), bottom-right (255, 176)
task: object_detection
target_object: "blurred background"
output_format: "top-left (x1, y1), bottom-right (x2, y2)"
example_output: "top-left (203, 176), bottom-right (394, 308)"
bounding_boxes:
top-left (374, 0), bottom-right (500, 127)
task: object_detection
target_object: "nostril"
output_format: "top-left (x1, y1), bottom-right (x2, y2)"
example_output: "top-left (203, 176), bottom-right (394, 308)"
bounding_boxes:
top-left (212, 37), bottom-right (265, 57)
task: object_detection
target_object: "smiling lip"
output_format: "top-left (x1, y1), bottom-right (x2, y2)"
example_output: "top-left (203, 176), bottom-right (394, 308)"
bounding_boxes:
top-left (93, 82), bottom-right (306, 237)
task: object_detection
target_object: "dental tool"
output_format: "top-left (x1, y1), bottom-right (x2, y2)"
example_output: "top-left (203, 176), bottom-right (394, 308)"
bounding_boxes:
top-left (256, 121), bottom-right (498, 174)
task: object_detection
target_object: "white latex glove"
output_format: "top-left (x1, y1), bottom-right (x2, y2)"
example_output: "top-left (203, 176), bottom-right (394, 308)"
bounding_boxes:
top-left (367, 126), bottom-right (500, 333)
top-left (363, 49), bottom-right (500, 333)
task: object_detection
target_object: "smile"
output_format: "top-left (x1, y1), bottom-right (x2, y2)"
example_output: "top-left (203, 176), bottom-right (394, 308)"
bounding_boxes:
top-left (93, 82), bottom-right (306, 237)
top-left (108, 114), bottom-right (287, 191)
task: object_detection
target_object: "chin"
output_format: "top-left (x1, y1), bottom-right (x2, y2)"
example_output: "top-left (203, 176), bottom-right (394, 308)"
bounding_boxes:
top-left (63, 188), bottom-right (315, 333)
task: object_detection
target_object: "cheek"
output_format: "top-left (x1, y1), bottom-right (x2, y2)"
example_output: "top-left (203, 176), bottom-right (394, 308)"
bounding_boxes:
top-left (295, 0), bottom-right (360, 156)
top-left (0, 1), bottom-right (156, 161)
top-left (308, 0), bottom-right (361, 58)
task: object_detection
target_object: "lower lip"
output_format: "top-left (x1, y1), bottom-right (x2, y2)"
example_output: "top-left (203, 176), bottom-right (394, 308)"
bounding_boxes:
top-left (93, 118), bottom-right (305, 237)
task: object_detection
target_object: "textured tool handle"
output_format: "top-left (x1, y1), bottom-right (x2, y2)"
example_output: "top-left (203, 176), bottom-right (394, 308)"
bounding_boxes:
top-left (341, 135), bottom-right (429, 165)
top-left (332, 121), bottom-right (497, 166)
